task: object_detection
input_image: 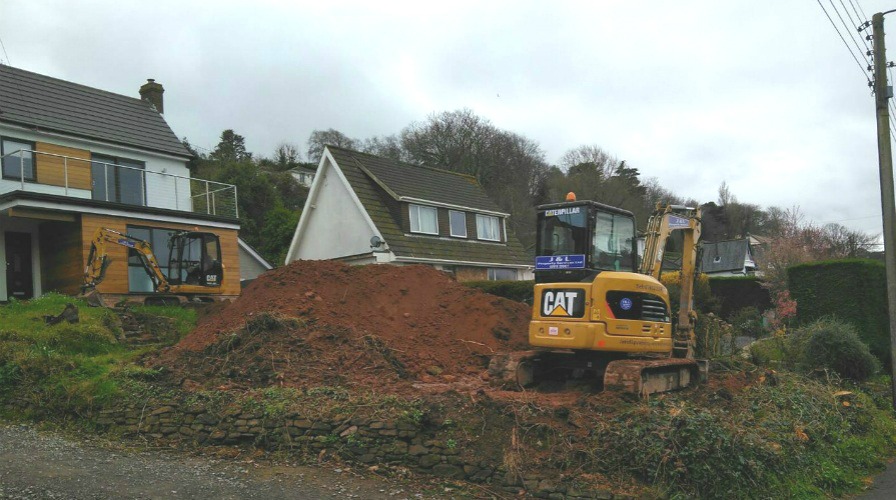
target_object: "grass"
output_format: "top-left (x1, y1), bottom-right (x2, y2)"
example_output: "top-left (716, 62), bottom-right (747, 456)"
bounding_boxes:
top-left (0, 293), bottom-right (197, 415)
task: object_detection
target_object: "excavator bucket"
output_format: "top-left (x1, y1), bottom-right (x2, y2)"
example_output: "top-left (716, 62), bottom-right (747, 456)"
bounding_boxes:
top-left (79, 288), bottom-right (107, 308)
top-left (603, 358), bottom-right (702, 396)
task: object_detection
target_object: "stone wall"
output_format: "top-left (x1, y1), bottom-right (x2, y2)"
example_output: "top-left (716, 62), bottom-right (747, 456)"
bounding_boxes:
top-left (89, 401), bottom-right (623, 500)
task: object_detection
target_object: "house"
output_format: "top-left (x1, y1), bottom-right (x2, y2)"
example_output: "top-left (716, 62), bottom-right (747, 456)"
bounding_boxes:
top-left (238, 238), bottom-right (273, 284)
top-left (288, 165), bottom-right (316, 188)
top-left (0, 65), bottom-right (241, 303)
top-left (700, 238), bottom-right (758, 276)
top-left (285, 146), bottom-right (531, 280)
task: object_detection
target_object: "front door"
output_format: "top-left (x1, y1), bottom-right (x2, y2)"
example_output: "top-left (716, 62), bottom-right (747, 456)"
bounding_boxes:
top-left (5, 232), bottom-right (33, 300)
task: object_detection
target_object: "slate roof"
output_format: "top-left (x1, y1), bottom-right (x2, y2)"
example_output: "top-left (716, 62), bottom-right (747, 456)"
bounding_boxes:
top-left (326, 146), bottom-right (529, 267)
top-left (701, 239), bottom-right (752, 273)
top-left (0, 65), bottom-right (190, 158)
top-left (329, 146), bottom-right (506, 214)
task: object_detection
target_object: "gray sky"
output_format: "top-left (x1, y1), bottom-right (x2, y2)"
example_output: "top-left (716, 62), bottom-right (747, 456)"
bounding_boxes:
top-left (1, 1), bottom-right (894, 237)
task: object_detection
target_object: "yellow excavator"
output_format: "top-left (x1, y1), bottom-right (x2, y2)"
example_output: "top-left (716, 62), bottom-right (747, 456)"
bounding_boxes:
top-left (491, 195), bottom-right (704, 395)
top-left (82, 227), bottom-right (224, 305)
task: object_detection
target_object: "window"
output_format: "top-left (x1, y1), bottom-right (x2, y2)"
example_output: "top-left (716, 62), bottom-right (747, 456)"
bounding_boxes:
top-left (449, 210), bottom-right (467, 238)
top-left (409, 204), bottom-right (438, 234)
top-left (488, 268), bottom-right (517, 281)
top-left (476, 214), bottom-right (501, 241)
top-left (126, 226), bottom-right (176, 292)
top-left (1, 138), bottom-right (35, 181)
top-left (91, 154), bottom-right (146, 206)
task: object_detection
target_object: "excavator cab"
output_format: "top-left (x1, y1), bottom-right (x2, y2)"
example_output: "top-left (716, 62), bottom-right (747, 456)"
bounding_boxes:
top-left (534, 201), bottom-right (637, 283)
top-left (166, 232), bottom-right (223, 287)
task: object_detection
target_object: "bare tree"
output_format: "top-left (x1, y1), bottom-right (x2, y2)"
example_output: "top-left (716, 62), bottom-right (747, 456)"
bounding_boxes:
top-left (306, 129), bottom-right (358, 163)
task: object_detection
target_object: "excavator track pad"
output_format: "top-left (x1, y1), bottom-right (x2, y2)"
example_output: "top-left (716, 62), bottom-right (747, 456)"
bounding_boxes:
top-left (603, 358), bottom-right (701, 396)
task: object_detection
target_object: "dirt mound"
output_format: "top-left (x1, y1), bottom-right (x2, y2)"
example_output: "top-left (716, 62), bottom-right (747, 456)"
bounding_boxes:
top-left (153, 260), bottom-right (531, 391)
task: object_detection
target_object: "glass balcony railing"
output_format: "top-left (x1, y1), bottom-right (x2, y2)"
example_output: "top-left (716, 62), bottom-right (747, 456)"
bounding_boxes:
top-left (0, 149), bottom-right (238, 218)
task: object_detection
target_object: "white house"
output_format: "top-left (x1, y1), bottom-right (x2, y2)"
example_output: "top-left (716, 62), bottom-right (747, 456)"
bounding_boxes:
top-left (285, 146), bottom-right (531, 281)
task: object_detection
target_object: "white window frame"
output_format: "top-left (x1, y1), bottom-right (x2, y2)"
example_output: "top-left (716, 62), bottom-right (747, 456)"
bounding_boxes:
top-left (476, 214), bottom-right (501, 241)
top-left (409, 204), bottom-right (439, 235)
top-left (488, 268), bottom-right (517, 281)
top-left (449, 210), bottom-right (467, 238)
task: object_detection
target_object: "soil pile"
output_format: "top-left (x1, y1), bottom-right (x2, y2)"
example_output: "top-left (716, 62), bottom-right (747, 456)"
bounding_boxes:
top-left (153, 260), bottom-right (531, 392)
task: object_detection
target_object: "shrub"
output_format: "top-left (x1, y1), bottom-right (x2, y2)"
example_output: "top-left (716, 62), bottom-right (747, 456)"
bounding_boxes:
top-left (463, 280), bottom-right (534, 303)
top-left (801, 319), bottom-right (880, 381)
top-left (730, 306), bottom-right (764, 338)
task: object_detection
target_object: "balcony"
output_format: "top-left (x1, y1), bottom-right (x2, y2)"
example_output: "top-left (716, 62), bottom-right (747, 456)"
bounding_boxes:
top-left (0, 149), bottom-right (238, 218)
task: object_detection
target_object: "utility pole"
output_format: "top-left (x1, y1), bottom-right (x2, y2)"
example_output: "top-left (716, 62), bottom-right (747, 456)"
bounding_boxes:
top-left (871, 12), bottom-right (896, 410)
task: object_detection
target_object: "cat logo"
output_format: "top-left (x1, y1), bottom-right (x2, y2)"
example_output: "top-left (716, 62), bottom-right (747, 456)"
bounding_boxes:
top-left (541, 289), bottom-right (585, 318)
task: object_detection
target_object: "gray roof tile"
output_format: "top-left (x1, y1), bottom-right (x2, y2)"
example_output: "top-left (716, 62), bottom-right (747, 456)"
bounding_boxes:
top-left (0, 65), bottom-right (190, 157)
top-left (701, 239), bottom-right (752, 273)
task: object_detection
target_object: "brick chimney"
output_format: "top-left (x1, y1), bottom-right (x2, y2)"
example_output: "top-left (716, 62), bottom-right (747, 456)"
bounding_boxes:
top-left (139, 78), bottom-right (164, 114)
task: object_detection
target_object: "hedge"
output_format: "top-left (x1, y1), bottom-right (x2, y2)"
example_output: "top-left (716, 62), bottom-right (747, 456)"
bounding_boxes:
top-left (464, 280), bottom-right (534, 303)
top-left (708, 276), bottom-right (772, 319)
top-left (787, 259), bottom-right (889, 366)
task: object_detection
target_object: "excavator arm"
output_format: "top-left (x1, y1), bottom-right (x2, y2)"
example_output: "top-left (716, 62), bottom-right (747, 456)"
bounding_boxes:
top-left (639, 205), bottom-right (702, 358)
top-left (83, 228), bottom-right (171, 293)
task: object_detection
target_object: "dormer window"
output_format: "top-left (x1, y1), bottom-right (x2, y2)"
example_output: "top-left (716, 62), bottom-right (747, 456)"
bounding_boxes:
top-left (476, 214), bottom-right (501, 241)
top-left (410, 204), bottom-right (438, 234)
top-left (449, 210), bottom-right (467, 238)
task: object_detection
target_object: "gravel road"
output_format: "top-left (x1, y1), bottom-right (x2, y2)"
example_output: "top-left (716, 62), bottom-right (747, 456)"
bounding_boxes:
top-left (0, 423), bottom-right (437, 499)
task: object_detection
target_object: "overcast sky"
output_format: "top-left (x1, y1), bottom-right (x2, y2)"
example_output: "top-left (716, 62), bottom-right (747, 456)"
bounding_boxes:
top-left (1, 1), bottom-right (895, 237)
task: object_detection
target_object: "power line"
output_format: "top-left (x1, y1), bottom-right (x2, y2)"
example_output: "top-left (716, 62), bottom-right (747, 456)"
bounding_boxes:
top-left (817, 0), bottom-right (872, 82)
top-left (0, 35), bottom-right (10, 66)
top-left (830, 0), bottom-right (870, 60)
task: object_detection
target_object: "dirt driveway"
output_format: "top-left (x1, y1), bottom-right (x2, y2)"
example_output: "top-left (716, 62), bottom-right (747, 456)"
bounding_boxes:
top-left (0, 423), bottom-right (441, 499)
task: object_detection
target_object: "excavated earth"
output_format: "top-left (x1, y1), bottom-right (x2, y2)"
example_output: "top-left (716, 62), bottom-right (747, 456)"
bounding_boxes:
top-left (152, 260), bottom-right (533, 394)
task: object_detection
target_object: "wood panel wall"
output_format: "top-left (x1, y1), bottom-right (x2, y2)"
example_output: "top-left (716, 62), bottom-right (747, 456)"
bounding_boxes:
top-left (35, 142), bottom-right (92, 190)
top-left (455, 266), bottom-right (487, 282)
top-left (80, 214), bottom-right (241, 296)
top-left (39, 219), bottom-right (83, 295)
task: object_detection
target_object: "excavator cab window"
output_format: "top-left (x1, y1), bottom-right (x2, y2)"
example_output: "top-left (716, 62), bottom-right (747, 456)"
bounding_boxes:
top-left (537, 208), bottom-right (588, 257)
top-left (167, 232), bottom-right (223, 287)
top-left (592, 212), bottom-right (635, 272)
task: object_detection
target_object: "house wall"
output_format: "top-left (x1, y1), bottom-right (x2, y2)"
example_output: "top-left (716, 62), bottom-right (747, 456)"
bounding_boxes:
top-left (293, 159), bottom-right (375, 260)
top-left (0, 124), bottom-right (192, 210)
top-left (80, 214), bottom-right (241, 297)
top-left (239, 246), bottom-right (270, 281)
top-left (455, 266), bottom-right (488, 282)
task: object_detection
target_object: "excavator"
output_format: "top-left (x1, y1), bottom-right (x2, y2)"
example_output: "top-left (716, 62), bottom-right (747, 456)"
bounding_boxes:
top-left (490, 194), bottom-right (704, 395)
top-left (82, 227), bottom-right (224, 305)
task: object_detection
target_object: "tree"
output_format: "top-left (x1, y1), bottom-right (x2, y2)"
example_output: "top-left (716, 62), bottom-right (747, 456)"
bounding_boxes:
top-left (181, 137), bottom-right (203, 173)
top-left (306, 129), bottom-right (357, 163)
top-left (260, 206), bottom-right (301, 265)
top-left (361, 135), bottom-right (405, 161)
top-left (209, 129), bottom-right (251, 163)
top-left (273, 143), bottom-right (301, 171)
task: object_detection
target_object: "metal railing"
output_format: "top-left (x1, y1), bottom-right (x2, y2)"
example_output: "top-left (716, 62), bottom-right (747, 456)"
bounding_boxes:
top-left (0, 149), bottom-right (238, 218)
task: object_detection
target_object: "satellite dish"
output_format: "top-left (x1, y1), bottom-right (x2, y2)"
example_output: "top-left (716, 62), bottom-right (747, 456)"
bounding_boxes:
top-left (370, 235), bottom-right (383, 248)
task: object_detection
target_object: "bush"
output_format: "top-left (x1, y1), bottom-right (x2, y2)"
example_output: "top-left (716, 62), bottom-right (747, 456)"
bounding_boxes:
top-left (802, 319), bottom-right (880, 381)
top-left (788, 260), bottom-right (888, 366)
top-left (463, 280), bottom-right (534, 303)
top-left (730, 307), bottom-right (764, 339)
top-left (708, 276), bottom-right (772, 319)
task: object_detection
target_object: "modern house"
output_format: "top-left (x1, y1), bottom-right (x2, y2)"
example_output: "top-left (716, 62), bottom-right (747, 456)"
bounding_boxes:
top-left (0, 65), bottom-right (242, 303)
top-left (700, 238), bottom-right (758, 276)
top-left (285, 146), bottom-right (531, 280)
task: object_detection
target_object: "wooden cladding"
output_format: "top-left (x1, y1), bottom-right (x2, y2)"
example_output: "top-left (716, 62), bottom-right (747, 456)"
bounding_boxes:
top-left (35, 142), bottom-right (92, 190)
top-left (80, 214), bottom-right (241, 296)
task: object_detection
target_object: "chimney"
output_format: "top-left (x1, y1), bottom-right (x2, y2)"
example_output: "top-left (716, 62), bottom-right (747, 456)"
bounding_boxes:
top-left (139, 78), bottom-right (164, 114)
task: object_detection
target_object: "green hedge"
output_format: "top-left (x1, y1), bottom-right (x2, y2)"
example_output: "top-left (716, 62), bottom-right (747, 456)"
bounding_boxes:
top-left (787, 259), bottom-right (889, 366)
top-left (708, 276), bottom-right (771, 319)
top-left (464, 280), bottom-right (534, 303)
